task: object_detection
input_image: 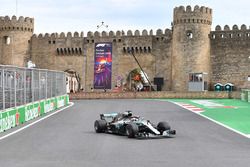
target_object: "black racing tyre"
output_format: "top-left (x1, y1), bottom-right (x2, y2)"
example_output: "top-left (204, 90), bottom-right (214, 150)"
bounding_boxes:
top-left (126, 123), bottom-right (139, 138)
top-left (94, 120), bottom-right (107, 133)
top-left (157, 121), bottom-right (171, 134)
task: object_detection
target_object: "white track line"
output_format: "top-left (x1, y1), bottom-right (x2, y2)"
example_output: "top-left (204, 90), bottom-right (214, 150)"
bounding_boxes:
top-left (0, 102), bottom-right (74, 141)
top-left (172, 101), bottom-right (250, 139)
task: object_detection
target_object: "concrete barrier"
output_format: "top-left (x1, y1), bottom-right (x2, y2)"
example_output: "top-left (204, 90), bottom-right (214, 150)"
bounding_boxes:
top-left (0, 94), bottom-right (69, 133)
top-left (69, 91), bottom-right (241, 100)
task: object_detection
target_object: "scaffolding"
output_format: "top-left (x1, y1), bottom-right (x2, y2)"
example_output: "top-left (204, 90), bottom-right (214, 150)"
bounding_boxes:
top-left (0, 65), bottom-right (66, 111)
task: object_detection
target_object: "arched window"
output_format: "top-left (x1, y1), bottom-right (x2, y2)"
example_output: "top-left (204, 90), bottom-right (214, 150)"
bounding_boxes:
top-left (57, 48), bottom-right (60, 55)
top-left (4, 36), bottom-right (11, 45)
top-left (60, 48), bottom-right (64, 55)
top-left (131, 47), bottom-right (134, 53)
top-left (127, 47), bottom-right (130, 53)
top-left (139, 47), bottom-right (143, 53)
top-left (135, 47), bottom-right (139, 53)
top-left (148, 47), bottom-right (151, 53)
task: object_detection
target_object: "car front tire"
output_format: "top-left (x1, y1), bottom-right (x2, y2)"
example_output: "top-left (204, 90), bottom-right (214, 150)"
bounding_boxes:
top-left (157, 121), bottom-right (171, 134)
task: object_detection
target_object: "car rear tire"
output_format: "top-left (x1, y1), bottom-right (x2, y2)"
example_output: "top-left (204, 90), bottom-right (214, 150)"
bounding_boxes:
top-left (94, 120), bottom-right (107, 133)
top-left (126, 123), bottom-right (139, 138)
top-left (157, 121), bottom-right (171, 134)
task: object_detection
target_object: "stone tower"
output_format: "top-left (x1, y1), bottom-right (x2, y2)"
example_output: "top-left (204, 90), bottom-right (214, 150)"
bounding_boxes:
top-left (0, 16), bottom-right (34, 67)
top-left (172, 5), bottom-right (212, 91)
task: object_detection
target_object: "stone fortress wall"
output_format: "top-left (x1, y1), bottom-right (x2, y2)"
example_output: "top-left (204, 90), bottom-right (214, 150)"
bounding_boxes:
top-left (30, 29), bottom-right (173, 91)
top-left (0, 16), bottom-right (34, 67)
top-left (0, 5), bottom-right (249, 91)
top-left (210, 25), bottom-right (250, 89)
top-left (172, 5), bottom-right (212, 91)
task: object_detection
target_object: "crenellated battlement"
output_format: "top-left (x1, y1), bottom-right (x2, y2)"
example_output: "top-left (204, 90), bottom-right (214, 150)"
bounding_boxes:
top-left (32, 28), bottom-right (172, 40)
top-left (174, 5), bottom-right (212, 14)
top-left (0, 15), bottom-right (34, 32)
top-left (214, 24), bottom-right (249, 31)
top-left (210, 24), bottom-right (250, 40)
top-left (86, 28), bottom-right (171, 38)
top-left (173, 5), bottom-right (212, 26)
top-left (32, 31), bottom-right (84, 39)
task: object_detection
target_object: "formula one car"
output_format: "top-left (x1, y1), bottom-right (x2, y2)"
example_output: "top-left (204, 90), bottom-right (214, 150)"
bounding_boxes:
top-left (94, 111), bottom-right (176, 138)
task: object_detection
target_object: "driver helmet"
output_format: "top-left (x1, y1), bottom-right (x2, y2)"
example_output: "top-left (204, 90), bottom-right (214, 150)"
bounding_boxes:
top-left (123, 110), bottom-right (133, 117)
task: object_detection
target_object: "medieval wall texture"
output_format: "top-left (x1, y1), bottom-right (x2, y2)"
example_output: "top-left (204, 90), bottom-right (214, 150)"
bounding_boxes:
top-left (0, 16), bottom-right (33, 67)
top-left (172, 5), bottom-right (212, 91)
top-left (210, 25), bottom-right (250, 89)
top-left (0, 5), bottom-right (249, 91)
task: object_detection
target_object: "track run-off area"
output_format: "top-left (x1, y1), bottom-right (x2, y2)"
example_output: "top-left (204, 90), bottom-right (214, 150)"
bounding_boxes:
top-left (0, 99), bottom-right (250, 167)
top-left (166, 99), bottom-right (250, 138)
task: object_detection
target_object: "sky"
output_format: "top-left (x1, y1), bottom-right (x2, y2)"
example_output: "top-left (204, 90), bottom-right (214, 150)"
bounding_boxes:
top-left (0, 0), bottom-right (250, 35)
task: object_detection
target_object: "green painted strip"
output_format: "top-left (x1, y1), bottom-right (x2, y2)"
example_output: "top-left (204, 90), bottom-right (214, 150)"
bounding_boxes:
top-left (167, 99), bottom-right (250, 136)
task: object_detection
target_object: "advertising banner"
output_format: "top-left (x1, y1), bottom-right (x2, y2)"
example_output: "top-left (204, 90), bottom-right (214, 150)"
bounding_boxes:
top-left (0, 108), bottom-right (16, 133)
top-left (25, 102), bottom-right (41, 122)
top-left (94, 42), bottom-right (112, 89)
top-left (44, 99), bottom-right (56, 114)
top-left (0, 94), bottom-right (69, 133)
top-left (57, 96), bottom-right (66, 108)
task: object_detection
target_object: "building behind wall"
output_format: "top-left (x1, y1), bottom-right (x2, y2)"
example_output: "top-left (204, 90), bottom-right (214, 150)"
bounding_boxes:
top-left (0, 5), bottom-right (250, 92)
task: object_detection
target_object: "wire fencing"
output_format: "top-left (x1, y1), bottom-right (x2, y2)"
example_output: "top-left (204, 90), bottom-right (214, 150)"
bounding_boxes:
top-left (0, 65), bottom-right (66, 111)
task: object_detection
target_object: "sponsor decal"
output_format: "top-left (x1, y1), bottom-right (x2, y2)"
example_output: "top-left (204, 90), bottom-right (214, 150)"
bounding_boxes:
top-left (57, 99), bottom-right (65, 108)
top-left (15, 111), bottom-right (20, 126)
top-left (0, 113), bottom-right (16, 132)
top-left (25, 105), bottom-right (39, 122)
top-left (45, 102), bottom-right (55, 113)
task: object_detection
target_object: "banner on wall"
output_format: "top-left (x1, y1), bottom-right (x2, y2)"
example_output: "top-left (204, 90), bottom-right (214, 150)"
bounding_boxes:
top-left (94, 42), bottom-right (112, 89)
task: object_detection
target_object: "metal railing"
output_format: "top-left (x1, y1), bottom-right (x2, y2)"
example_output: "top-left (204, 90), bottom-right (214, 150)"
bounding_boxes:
top-left (0, 65), bottom-right (66, 111)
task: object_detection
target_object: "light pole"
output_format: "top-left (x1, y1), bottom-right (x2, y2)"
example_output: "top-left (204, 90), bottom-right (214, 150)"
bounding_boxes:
top-left (97, 21), bottom-right (109, 30)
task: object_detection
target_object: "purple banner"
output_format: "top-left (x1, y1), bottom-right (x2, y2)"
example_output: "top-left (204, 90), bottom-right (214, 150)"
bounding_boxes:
top-left (94, 43), bottom-right (112, 89)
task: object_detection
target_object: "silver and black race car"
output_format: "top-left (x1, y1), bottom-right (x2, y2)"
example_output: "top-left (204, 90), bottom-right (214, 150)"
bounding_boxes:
top-left (94, 111), bottom-right (176, 138)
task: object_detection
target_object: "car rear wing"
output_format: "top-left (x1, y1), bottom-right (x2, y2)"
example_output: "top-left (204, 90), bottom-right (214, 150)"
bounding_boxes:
top-left (100, 113), bottom-right (119, 122)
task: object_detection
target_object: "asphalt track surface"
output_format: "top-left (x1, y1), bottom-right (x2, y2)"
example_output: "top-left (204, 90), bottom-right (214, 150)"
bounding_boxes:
top-left (0, 99), bottom-right (250, 167)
